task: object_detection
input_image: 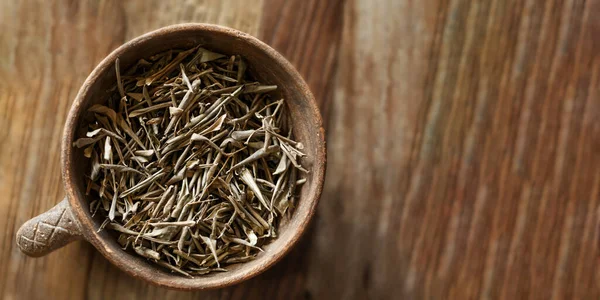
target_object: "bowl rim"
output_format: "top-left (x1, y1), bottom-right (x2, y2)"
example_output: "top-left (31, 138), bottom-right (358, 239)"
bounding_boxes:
top-left (60, 23), bottom-right (326, 290)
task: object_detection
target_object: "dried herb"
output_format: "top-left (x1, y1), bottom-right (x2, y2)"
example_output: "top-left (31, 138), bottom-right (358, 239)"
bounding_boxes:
top-left (75, 46), bottom-right (306, 277)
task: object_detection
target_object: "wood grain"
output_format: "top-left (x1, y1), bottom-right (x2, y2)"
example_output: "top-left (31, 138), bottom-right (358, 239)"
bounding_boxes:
top-left (2, 0), bottom-right (600, 299)
top-left (259, 0), bottom-right (344, 119)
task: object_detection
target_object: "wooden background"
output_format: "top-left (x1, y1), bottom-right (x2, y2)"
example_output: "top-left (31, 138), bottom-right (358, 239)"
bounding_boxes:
top-left (1, 0), bottom-right (600, 299)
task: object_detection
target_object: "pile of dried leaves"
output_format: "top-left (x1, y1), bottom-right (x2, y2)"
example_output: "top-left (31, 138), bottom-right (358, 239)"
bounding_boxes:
top-left (75, 45), bottom-right (307, 277)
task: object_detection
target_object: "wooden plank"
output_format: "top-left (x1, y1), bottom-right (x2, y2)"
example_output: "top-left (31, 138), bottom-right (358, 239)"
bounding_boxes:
top-left (3, 0), bottom-right (600, 299)
top-left (316, 0), bottom-right (600, 299)
top-left (259, 0), bottom-right (344, 121)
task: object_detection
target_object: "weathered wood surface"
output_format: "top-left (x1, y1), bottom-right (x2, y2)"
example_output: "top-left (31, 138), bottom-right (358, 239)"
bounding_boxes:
top-left (1, 0), bottom-right (600, 299)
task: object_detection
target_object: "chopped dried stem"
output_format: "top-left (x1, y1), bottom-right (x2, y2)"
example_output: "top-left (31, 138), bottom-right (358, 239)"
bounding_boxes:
top-left (78, 45), bottom-right (307, 277)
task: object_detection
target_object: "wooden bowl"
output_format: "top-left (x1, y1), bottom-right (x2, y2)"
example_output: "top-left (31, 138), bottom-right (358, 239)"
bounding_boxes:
top-left (15, 23), bottom-right (326, 290)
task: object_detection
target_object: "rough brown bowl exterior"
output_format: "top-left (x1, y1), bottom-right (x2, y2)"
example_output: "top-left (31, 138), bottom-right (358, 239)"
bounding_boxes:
top-left (30, 23), bottom-right (324, 290)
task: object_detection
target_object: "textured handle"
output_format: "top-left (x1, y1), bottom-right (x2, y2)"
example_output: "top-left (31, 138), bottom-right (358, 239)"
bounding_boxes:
top-left (16, 198), bottom-right (83, 257)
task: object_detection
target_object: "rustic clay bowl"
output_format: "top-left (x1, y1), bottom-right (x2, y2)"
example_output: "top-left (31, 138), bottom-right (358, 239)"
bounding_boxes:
top-left (15, 23), bottom-right (326, 290)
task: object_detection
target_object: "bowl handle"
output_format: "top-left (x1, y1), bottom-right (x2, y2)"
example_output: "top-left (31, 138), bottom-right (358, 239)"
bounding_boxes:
top-left (16, 198), bottom-right (83, 257)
